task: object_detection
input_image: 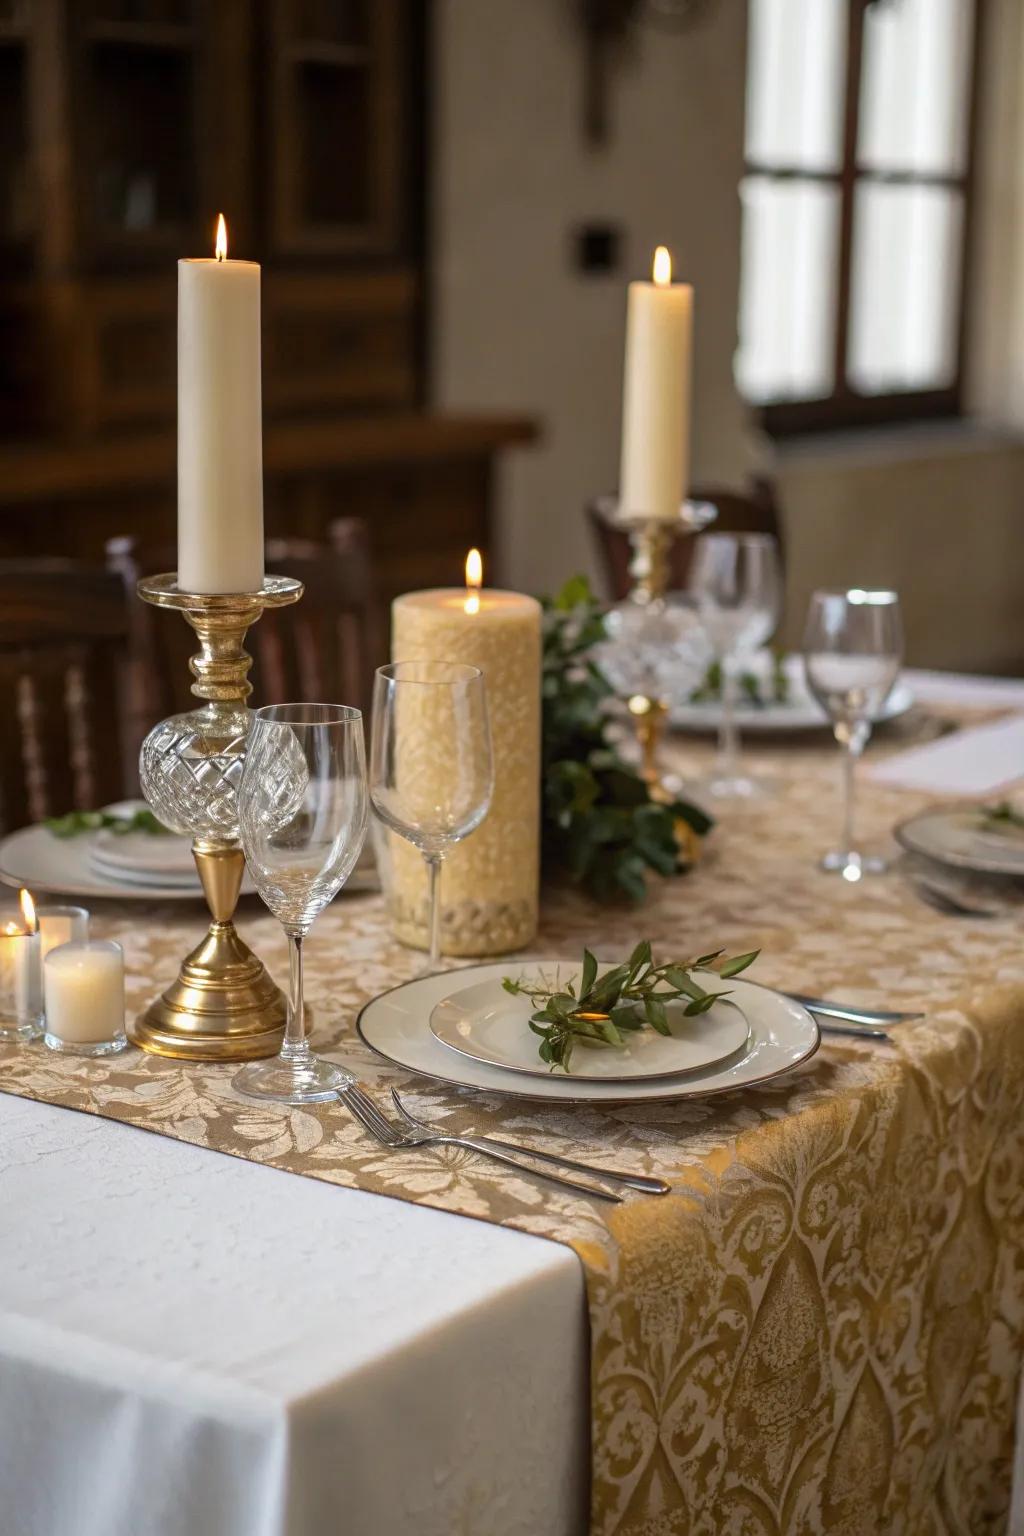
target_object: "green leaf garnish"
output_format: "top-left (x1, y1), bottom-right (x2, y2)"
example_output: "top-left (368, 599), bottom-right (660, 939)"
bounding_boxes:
top-left (504, 943), bottom-right (759, 1073)
top-left (46, 808), bottom-right (171, 839)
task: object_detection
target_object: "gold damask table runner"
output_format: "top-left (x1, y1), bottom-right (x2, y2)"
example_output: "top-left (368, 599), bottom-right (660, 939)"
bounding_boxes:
top-left (2, 738), bottom-right (1023, 1535)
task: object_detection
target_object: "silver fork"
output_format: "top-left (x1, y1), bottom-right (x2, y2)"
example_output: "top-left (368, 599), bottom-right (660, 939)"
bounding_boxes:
top-left (338, 1083), bottom-right (629, 1203)
top-left (390, 1089), bottom-right (670, 1196)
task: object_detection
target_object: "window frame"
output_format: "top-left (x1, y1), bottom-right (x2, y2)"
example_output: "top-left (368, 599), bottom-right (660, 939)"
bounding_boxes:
top-left (745, 0), bottom-right (987, 437)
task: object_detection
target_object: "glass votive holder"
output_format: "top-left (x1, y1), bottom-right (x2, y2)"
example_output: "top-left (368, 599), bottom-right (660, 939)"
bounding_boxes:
top-left (36, 904), bottom-right (89, 966)
top-left (43, 940), bottom-right (128, 1057)
top-left (0, 923), bottom-right (43, 1042)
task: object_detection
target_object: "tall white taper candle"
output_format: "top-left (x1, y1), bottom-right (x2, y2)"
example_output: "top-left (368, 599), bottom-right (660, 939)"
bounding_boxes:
top-left (619, 245), bottom-right (693, 522)
top-left (177, 214), bottom-right (265, 594)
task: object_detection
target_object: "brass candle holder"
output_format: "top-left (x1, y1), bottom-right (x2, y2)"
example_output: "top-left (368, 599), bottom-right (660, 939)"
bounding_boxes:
top-left (132, 574), bottom-right (303, 1061)
top-left (595, 497), bottom-right (716, 796)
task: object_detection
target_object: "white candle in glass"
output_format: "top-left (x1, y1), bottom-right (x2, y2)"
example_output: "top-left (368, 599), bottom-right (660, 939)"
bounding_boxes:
top-left (0, 920), bottom-right (41, 1040)
top-left (43, 941), bottom-right (127, 1056)
top-left (36, 904), bottom-right (89, 965)
top-left (619, 245), bottom-right (693, 521)
top-left (178, 213), bottom-right (265, 595)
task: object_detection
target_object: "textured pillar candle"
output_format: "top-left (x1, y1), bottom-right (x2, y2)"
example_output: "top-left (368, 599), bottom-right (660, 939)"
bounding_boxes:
top-left (390, 571), bottom-right (541, 955)
top-left (619, 245), bottom-right (693, 521)
top-left (43, 941), bottom-right (127, 1056)
top-left (178, 214), bottom-right (265, 594)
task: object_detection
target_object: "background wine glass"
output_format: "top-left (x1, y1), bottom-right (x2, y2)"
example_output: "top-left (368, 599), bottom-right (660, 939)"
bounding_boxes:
top-left (688, 532), bottom-right (782, 797)
top-left (234, 703), bottom-right (367, 1104)
top-left (802, 589), bottom-right (903, 881)
top-left (371, 661), bottom-right (493, 969)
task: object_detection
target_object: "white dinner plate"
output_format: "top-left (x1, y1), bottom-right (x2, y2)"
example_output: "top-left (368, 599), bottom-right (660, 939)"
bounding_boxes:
top-left (0, 803), bottom-right (379, 903)
top-left (429, 969), bottom-right (751, 1082)
top-left (895, 807), bottom-right (1024, 878)
top-left (357, 964), bottom-right (820, 1105)
top-left (670, 655), bottom-right (914, 734)
top-left (89, 826), bottom-right (199, 879)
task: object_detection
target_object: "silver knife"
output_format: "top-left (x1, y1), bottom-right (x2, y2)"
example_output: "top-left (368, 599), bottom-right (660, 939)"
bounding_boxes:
top-left (787, 992), bottom-right (924, 1027)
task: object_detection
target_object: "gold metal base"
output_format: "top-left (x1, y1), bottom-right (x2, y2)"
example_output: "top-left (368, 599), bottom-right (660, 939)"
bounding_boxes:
top-left (130, 843), bottom-right (286, 1062)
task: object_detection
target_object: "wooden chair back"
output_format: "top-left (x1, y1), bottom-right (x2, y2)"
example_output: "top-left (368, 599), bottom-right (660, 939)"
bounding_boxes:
top-left (587, 478), bottom-right (783, 601)
top-left (107, 520), bottom-right (381, 759)
top-left (0, 561), bottom-right (129, 831)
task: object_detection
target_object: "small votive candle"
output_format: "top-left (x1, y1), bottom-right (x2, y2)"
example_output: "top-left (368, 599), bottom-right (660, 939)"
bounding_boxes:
top-left (0, 923), bottom-right (42, 1041)
top-left (43, 940), bottom-right (128, 1057)
top-left (36, 905), bottom-right (89, 965)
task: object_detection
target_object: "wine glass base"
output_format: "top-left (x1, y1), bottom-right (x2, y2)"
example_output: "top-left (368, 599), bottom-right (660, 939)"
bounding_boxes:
top-left (234, 1052), bottom-right (351, 1105)
top-left (820, 850), bottom-right (890, 881)
top-left (699, 772), bottom-right (772, 801)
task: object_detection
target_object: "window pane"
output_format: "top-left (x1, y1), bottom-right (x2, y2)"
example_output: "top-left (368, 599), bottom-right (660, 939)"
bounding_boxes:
top-left (858, 0), bottom-right (975, 175)
top-left (745, 0), bottom-right (848, 172)
top-left (848, 183), bottom-right (963, 395)
top-left (736, 176), bottom-right (840, 403)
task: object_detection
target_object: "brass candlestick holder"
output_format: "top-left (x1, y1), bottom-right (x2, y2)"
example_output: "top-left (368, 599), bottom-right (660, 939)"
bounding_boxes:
top-left (132, 574), bottom-right (303, 1061)
top-left (595, 497), bottom-right (716, 797)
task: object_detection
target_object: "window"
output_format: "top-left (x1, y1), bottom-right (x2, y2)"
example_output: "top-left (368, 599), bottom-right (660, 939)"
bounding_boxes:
top-left (736, 0), bottom-right (982, 433)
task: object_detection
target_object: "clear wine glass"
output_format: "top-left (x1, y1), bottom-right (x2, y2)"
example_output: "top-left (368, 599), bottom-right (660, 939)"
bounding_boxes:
top-left (233, 703), bottom-right (367, 1104)
top-left (689, 532), bottom-right (782, 797)
top-left (803, 589), bottom-right (903, 881)
top-left (371, 661), bottom-right (493, 969)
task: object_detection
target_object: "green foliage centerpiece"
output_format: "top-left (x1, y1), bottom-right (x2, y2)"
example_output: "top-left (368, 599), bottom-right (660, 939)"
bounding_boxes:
top-left (541, 577), bottom-right (711, 903)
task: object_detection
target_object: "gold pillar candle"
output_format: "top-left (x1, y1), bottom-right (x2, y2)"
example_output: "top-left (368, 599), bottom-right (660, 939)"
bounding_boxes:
top-left (390, 568), bottom-right (542, 956)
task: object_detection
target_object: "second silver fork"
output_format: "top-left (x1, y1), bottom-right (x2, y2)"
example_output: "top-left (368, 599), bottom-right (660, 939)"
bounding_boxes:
top-left (337, 1084), bottom-right (667, 1202)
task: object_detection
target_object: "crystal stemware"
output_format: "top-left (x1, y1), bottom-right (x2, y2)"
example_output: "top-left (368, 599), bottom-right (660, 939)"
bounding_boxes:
top-left (688, 532), bottom-right (782, 798)
top-left (370, 661), bottom-right (493, 970)
top-left (802, 589), bottom-right (903, 880)
top-left (233, 703), bottom-right (367, 1104)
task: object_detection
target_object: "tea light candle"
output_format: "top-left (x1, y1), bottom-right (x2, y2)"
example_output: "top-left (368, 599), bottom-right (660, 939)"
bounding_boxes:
top-left (390, 553), bottom-right (541, 955)
top-left (43, 941), bottom-right (127, 1057)
top-left (36, 904), bottom-right (89, 964)
top-left (0, 912), bottom-right (42, 1042)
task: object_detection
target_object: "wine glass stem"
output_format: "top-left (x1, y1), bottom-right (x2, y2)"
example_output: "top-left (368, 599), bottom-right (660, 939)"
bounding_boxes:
top-left (837, 725), bottom-right (866, 855)
top-left (283, 930), bottom-right (308, 1058)
top-left (425, 853), bottom-right (443, 969)
top-left (718, 655), bottom-right (740, 781)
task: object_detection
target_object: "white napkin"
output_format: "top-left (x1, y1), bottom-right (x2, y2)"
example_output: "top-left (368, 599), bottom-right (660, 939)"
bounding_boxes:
top-left (867, 713), bottom-right (1024, 796)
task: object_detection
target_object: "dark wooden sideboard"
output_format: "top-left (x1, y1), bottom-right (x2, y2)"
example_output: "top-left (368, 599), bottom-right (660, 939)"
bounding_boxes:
top-left (0, 412), bottom-right (537, 608)
top-left (0, 1), bottom-right (536, 596)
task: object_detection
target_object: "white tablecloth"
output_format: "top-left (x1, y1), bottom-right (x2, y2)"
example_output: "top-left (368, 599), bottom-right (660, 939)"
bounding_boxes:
top-left (0, 1097), bottom-right (588, 1536)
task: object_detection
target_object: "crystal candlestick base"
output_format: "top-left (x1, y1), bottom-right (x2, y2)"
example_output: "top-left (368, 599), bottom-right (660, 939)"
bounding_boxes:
top-left (593, 498), bottom-right (717, 795)
top-left (132, 574), bottom-right (303, 1062)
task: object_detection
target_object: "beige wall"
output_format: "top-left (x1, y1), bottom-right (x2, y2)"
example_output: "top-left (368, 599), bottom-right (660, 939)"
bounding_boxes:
top-left (431, 0), bottom-right (750, 597)
top-left (433, 0), bottom-right (1024, 673)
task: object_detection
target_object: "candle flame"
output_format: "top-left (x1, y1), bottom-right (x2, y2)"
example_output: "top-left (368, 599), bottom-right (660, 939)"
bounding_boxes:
top-left (652, 245), bottom-right (672, 286)
top-left (215, 213), bottom-right (228, 262)
top-left (19, 889), bottom-right (35, 932)
top-left (464, 548), bottom-right (482, 616)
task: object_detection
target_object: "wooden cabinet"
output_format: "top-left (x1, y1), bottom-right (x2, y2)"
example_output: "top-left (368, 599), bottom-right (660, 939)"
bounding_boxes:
top-left (0, 1), bottom-right (533, 588)
top-left (0, 0), bottom-right (423, 434)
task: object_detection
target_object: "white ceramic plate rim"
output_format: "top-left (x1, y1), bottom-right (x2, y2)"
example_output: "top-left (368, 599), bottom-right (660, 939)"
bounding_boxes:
top-left (356, 964), bottom-right (820, 1105)
top-left (895, 808), bottom-right (1024, 877)
top-left (0, 812), bottom-right (379, 902)
top-left (429, 972), bottom-right (753, 1082)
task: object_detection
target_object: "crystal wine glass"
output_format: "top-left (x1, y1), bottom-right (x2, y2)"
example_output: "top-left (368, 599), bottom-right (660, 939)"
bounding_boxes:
top-left (233, 703), bottom-right (367, 1104)
top-left (802, 589), bottom-right (903, 881)
top-left (371, 661), bottom-right (493, 969)
top-left (689, 532), bottom-right (782, 797)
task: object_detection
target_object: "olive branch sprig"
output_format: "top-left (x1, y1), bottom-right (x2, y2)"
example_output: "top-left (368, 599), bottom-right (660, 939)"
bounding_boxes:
top-left (502, 940), bottom-right (759, 1073)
